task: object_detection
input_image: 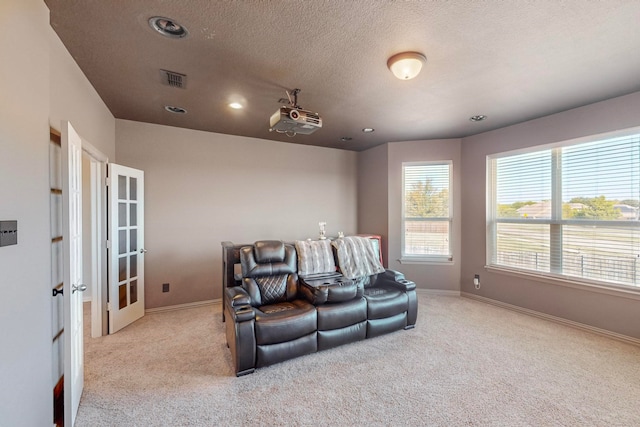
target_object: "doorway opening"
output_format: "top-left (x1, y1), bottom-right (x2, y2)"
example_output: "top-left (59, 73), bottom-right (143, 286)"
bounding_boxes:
top-left (81, 143), bottom-right (109, 337)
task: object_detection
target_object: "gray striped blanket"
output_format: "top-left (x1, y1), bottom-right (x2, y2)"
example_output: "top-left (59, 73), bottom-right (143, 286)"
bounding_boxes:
top-left (332, 236), bottom-right (385, 279)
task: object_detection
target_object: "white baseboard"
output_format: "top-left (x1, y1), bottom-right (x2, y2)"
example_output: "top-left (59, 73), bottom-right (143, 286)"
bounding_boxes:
top-left (146, 298), bottom-right (221, 314)
top-left (461, 292), bottom-right (640, 347)
top-left (416, 288), bottom-right (460, 297)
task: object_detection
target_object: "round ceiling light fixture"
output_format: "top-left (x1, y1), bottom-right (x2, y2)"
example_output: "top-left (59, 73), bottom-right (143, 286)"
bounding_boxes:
top-left (229, 102), bottom-right (243, 110)
top-left (469, 115), bottom-right (487, 122)
top-left (362, 128), bottom-right (375, 133)
top-left (387, 52), bottom-right (427, 80)
top-left (149, 17), bottom-right (188, 38)
top-left (164, 105), bottom-right (187, 114)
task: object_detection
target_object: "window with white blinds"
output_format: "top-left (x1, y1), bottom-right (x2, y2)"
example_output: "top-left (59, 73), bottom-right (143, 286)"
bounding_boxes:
top-left (402, 161), bottom-right (452, 261)
top-left (487, 132), bottom-right (640, 289)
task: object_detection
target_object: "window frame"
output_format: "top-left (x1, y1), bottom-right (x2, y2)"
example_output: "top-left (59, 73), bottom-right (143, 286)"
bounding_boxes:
top-left (401, 160), bottom-right (453, 263)
top-left (486, 128), bottom-right (640, 292)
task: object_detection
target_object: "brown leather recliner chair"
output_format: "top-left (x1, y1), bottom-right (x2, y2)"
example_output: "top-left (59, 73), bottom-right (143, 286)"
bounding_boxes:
top-left (224, 240), bottom-right (317, 376)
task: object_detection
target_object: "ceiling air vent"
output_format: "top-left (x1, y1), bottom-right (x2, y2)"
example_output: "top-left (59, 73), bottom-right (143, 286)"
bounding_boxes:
top-left (160, 69), bottom-right (187, 89)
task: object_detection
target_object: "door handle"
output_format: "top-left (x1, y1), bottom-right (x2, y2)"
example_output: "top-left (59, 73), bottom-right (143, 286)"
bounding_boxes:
top-left (140, 248), bottom-right (148, 254)
top-left (72, 284), bottom-right (87, 293)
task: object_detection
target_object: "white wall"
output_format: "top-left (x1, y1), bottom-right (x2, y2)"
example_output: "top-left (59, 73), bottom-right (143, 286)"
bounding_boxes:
top-left (115, 120), bottom-right (358, 308)
top-left (460, 91), bottom-right (640, 339)
top-left (0, 1), bottom-right (53, 425)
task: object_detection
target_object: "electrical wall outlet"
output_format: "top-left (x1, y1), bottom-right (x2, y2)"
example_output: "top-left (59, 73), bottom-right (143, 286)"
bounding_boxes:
top-left (162, 283), bottom-right (170, 292)
top-left (474, 274), bottom-right (480, 289)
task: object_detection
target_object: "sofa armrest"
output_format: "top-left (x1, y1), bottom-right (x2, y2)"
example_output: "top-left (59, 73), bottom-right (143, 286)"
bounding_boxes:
top-left (230, 304), bottom-right (255, 322)
top-left (375, 270), bottom-right (416, 291)
top-left (225, 286), bottom-right (251, 308)
top-left (223, 295), bottom-right (256, 376)
top-left (379, 269), bottom-right (405, 282)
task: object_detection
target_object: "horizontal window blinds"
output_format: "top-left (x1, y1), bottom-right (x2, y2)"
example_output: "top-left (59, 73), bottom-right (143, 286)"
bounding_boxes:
top-left (404, 163), bottom-right (450, 218)
top-left (560, 135), bottom-right (640, 285)
top-left (496, 150), bottom-right (552, 218)
top-left (562, 136), bottom-right (640, 220)
top-left (489, 133), bottom-right (640, 289)
top-left (403, 162), bottom-right (451, 258)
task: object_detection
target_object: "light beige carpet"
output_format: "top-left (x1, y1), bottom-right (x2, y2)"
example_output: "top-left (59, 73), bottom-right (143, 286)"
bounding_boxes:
top-left (77, 295), bottom-right (640, 426)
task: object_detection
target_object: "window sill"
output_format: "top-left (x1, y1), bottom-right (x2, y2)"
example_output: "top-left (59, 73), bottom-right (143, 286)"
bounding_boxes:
top-left (484, 265), bottom-right (640, 301)
top-left (399, 257), bottom-right (453, 265)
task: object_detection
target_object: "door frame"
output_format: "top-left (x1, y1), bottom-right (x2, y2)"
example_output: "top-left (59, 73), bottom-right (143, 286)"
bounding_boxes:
top-left (82, 141), bottom-right (109, 338)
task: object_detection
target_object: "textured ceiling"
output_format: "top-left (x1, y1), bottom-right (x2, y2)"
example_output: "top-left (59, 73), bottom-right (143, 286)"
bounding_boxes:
top-left (45, 0), bottom-right (640, 151)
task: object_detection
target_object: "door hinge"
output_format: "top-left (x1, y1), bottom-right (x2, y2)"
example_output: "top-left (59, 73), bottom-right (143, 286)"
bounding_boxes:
top-left (107, 302), bottom-right (112, 311)
top-left (105, 177), bottom-right (111, 187)
top-left (105, 239), bottom-right (111, 249)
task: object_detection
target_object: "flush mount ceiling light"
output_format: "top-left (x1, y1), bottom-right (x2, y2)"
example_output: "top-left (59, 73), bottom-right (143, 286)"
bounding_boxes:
top-left (229, 102), bottom-right (243, 110)
top-left (340, 137), bottom-right (353, 142)
top-left (148, 17), bottom-right (188, 38)
top-left (164, 105), bottom-right (187, 114)
top-left (362, 128), bottom-right (375, 133)
top-left (387, 52), bottom-right (427, 80)
top-left (469, 115), bottom-right (487, 122)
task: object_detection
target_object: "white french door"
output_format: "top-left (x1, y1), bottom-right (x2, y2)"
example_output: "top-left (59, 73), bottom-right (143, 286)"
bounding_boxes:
top-left (62, 121), bottom-right (85, 426)
top-left (108, 164), bottom-right (145, 333)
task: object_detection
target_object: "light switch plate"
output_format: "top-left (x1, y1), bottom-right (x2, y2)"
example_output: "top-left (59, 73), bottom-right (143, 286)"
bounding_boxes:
top-left (0, 220), bottom-right (18, 246)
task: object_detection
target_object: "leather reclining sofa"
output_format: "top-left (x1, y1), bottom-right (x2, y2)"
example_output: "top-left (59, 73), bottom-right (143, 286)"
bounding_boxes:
top-left (222, 238), bottom-right (418, 376)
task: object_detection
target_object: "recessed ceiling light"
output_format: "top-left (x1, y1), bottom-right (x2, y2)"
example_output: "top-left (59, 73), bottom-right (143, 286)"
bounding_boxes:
top-left (340, 137), bottom-right (353, 142)
top-left (148, 17), bottom-right (188, 39)
top-left (362, 128), bottom-right (375, 133)
top-left (469, 115), bottom-right (487, 122)
top-left (229, 102), bottom-right (243, 110)
top-left (164, 105), bottom-right (187, 114)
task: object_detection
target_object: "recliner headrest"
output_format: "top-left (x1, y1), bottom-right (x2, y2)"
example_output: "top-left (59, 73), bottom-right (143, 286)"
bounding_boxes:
top-left (254, 240), bottom-right (285, 263)
top-left (240, 241), bottom-right (297, 278)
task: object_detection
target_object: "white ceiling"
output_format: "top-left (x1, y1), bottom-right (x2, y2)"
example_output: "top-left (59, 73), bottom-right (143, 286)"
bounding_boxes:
top-left (45, 0), bottom-right (640, 151)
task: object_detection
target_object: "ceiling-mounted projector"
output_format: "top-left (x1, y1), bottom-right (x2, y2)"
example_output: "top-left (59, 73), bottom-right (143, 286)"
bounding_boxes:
top-left (269, 106), bottom-right (322, 135)
top-left (269, 88), bottom-right (322, 136)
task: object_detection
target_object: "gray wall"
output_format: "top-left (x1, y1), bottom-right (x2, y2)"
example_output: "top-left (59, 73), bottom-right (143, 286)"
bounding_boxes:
top-left (49, 27), bottom-right (116, 159)
top-left (115, 119), bottom-right (358, 308)
top-left (357, 143), bottom-right (390, 265)
top-left (387, 139), bottom-right (462, 291)
top-left (0, 2), bottom-right (52, 424)
top-left (0, 1), bottom-right (116, 423)
top-left (357, 138), bottom-right (462, 291)
top-left (460, 91), bottom-right (640, 339)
